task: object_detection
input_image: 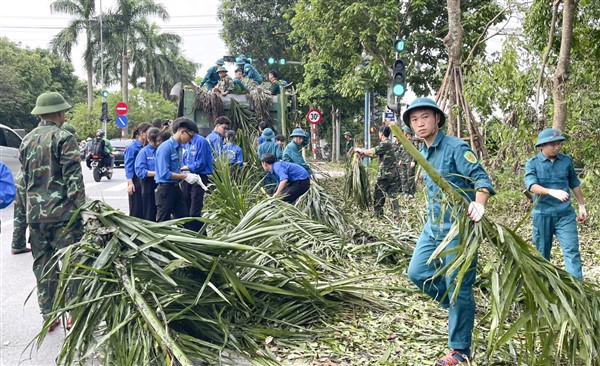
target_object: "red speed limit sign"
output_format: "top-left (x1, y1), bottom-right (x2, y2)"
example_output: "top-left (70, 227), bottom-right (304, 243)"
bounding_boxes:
top-left (306, 109), bottom-right (322, 124)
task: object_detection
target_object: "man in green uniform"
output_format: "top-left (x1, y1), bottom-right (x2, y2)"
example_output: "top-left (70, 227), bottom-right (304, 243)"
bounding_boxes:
top-left (213, 66), bottom-right (234, 96)
top-left (20, 91), bottom-right (86, 331)
top-left (268, 70), bottom-right (282, 95)
top-left (343, 131), bottom-right (354, 158)
top-left (355, 126), bottom-right (400, 218)
top-left (283, 127), bottom-right (311, 175)
top-left (395, 125), bottom-right (417, 198)
top-left (200, 59), bottom-right (224, 90)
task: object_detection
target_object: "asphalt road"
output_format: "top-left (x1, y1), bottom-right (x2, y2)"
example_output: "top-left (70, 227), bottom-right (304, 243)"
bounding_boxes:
top-left (0, 163), bottom-right (129, 365)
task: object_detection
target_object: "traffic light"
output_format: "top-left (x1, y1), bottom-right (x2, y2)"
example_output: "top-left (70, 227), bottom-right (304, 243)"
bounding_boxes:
top-left (279, 58), bottom-right (286, 65)
top-left (101, 101), bottom-right (108, 121)
top-left (394, 39), bottom-right (405, 53)
top-left (392, 59), bottom-right (406, 97)
top-left (268, 57), bottom-right (275, 65)
top-left (101, 90), bottom-right (109, 98)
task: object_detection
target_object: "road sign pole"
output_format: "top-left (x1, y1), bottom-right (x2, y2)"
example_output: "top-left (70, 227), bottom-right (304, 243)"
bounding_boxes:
top-left (312, 126), bottom-right (318, 161)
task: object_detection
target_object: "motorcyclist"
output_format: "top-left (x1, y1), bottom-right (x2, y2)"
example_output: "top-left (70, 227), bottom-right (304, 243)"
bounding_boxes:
top-left (86, 129), bottom-right (114, 170)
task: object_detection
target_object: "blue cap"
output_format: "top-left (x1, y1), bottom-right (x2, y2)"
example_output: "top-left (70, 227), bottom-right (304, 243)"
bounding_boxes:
top-left (290, 128), bottom-right (306, 138)
top-left (235, 57), bottom-right (245, 65)
top-left (216, 58), bottom-right (224, 65)
top-left (401, 124), bottom-right (414, 135)
top-left (535, 128), bottom-right (566, 147)
top-left (261, 128), bottom-right (275, 141)
top-left (402, 97), bottom-right (445, 127)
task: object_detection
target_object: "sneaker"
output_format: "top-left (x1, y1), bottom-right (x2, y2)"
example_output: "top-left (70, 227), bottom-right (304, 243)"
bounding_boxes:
top-left (11, 248), bottom-right (32, 255)
top-left (436, 350), bottom-right (470, 365)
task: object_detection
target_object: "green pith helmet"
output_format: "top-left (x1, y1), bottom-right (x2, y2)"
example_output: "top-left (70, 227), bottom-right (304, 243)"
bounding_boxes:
top-left (216, 58), bottom-right (224, 65)
top-left (235, 57), bottom-right (245, 65)
top-left (290, 128), bottom-right (306, 138)
top-left (401, 124), bottom-right (414, 135)
top-left (31, 92), bottom-right (72, 115)
top-left (344, 131), bottom-right (353, 137)
top-left (217, 66), bottom-right (228, 73)
top-left (261, 128), bottom-right (275, 140)
top-left (535, 128), bottom-right (566, 147)
top-left (402, 97), bottom-right (445, 127)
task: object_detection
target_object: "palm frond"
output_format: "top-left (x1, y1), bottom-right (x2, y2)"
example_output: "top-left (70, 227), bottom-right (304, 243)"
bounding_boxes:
top-left (344, 150), bottom-right (372, 209)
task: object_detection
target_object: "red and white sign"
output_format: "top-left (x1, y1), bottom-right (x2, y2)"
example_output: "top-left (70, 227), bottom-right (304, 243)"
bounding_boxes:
top-left (306, 108), bottom-right (322, 125)
top-left (116, 102), bottom-right (128, 115)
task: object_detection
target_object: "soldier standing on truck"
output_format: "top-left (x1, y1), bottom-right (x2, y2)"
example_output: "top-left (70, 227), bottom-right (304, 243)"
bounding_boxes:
top-left (200, 59), bottom-right (225, 90)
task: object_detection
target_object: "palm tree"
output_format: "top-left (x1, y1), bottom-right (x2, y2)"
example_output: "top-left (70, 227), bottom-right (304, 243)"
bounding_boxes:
top-left (50, 0), bottom-right (96, 110)
top-left (109, 0), bottom-right (169, 109)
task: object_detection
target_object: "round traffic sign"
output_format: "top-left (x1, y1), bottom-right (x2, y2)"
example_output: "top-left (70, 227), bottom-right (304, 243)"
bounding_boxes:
top-left (306, 109), bottom-right (322, 124)
top-left (116, 115), bottom-right (129, 129)
top-left (116, 102), bottom-right (128, 115)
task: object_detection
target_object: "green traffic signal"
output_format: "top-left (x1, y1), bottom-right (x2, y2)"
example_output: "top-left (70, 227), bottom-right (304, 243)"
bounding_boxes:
top-left (268, 57), bottom-right (275, 65)
top-left (279, 58), bottom-right (286, 65)
top-left (394, 40), bottom-right (405, 53)
top-left (101, 90), bottom-right (109, 98)
top-left (392, 84), bottom-right (405, 97)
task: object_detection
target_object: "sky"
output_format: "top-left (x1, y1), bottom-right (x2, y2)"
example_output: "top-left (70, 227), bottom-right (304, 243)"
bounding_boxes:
top-left (0, 0), bottom-right (228, 89)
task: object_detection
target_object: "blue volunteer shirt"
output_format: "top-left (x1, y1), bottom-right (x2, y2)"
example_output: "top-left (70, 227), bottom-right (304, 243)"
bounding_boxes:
top-left (420, 131), bottom-right (495, 230)
top-left (134, 144), bottom-right (157, 179)
top-left (524, 152), bottom-right (580, 216)
top-left (223, 142), bottom-right (243, 167)
top-left (124, 139), bottom-right (143, 179)
top-left (207, 131), bottom-right (224, 156)
top-left (0, 162), bottom-right (16, 209)
top-left (155, 137), bottom-right (182, 183)
top-left (184, 134), bottom-right (213, 174)
top-left (271, 161), bottom-right (309, 183)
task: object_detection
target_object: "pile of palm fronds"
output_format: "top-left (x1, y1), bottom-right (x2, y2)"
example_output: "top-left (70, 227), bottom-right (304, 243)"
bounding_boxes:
top-left (228, 98), bottom-right (257, 133)
top-left (192, 89), bottom-right (224, 124)
top-left (235, 128), bottom-right (260, 169)
top-left (246, 85), bottom-right (273, 124)
top-left (295, 180), bottom-right (352, 238)
top-left (38, 198), bottom-right (381, 366)
top-left (344, 150), bottom-right (372, 209)
top-left (390, 124), bottom-right (600, 365)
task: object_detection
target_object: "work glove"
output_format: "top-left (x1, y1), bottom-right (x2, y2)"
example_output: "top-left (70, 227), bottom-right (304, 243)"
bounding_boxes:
top-left (548, 189), bottom-right (570, 202)
top-left (184, 173), bottom-right (200, 185)
top-left (409, 162), bottom-right (415, 170)
top-left (81, 212), bottom-right (97, 222)
top-left (577, 204), bottom-right (587, 222)
top-left (467, 202), bottom-right (485, 223)
top-left (196, 177), bottom-right (209, 191)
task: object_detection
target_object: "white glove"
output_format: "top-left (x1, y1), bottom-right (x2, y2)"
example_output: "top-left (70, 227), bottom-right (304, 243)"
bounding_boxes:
top-left (409, 162), bottom-right (415, 169)
top-left (81, 212), bottom-right (97, 222)
top-left (577, 204), bottom-right (587, 222)
top-left (467, 202), bottom-right (485, 223)
top-left (548, 189), bottom-right (570, 202)
top-left (196, 176), bottom-right (209, 191)
top-left (184, 173), bottom-right (200, 184)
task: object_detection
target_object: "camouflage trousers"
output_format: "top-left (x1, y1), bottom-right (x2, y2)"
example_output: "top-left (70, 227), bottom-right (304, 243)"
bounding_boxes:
top-left (374, 176), bottom-right (400, 217)
top-left (399, 164), bottom-right (416, 195)
top-left (11, 193), bottom-right (27, 251)
top-left (29, 221), bottom-right (82, 316)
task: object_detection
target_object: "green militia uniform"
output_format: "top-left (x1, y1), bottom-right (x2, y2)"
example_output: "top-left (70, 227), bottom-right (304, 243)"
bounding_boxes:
top-left (19, 121), bottom-right (86, 317)
top-left (373, 140), bottom-right (400, 217)
top-left (395, 141), bottom-right (417, 196)
top-left (345, 138), bottom-right (354, 157)
top-left (11, 171), bottom-right (27, 252)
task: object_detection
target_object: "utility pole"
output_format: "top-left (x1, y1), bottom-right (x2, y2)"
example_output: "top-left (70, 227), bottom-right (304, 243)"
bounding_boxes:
top-left (99, 0), bottom-right (108, 135)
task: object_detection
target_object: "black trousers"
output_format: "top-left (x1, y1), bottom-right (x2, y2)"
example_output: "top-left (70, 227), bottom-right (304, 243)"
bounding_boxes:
top-left (129, 176), bottom-right (144, 219)
top-left (141, 177), bottom-right (157, 222)
top-left (155, 183), bottom-right (188, 222)
top-left (281, 178), bottom-right (310, 203)
top-left (181, 174), bottom-right (209, 232)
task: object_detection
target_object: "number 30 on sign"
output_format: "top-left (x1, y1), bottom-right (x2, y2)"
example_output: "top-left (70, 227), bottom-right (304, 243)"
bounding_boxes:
top-left (306, 109), bottom-right (322, 124)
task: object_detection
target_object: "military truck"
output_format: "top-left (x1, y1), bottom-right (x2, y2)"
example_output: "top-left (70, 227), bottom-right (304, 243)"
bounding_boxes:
top-left (173, 85), bottom-right (295, 137)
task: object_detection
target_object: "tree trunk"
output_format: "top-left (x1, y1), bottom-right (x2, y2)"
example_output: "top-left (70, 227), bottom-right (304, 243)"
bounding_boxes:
top-left (552, 0), bottom-right (577, 132)
top-left (86, 28), bottom-right (94, 111)
top-left (444, 0), bottom-right (463, 137)
top-left (121, 38), bottom-right (129, 136)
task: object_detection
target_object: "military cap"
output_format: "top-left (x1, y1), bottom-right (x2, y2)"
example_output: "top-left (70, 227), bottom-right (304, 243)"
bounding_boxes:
top-left (217, 66), bottom-right (228, 73)
top-left (402, 97), bottom-right (445, 127)
top-left (31, 92), bottom-right (72, 115)
top-left (535, 128), bottom-right (566, 147)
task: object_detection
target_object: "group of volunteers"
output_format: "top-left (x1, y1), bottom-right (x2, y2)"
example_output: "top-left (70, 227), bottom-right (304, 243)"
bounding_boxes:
top-left (200, 55), bottom-right (287, 96)
top-left (2, 89), bottom-right (588, 366)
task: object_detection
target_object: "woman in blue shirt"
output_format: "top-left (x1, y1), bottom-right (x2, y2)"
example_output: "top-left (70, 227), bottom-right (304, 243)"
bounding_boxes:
top-left (124, 122), bottom-right (151, 219)
top-left (134, 127), bottom-right (162, 222)
top-left (260, 153), bottom-right (310, 203)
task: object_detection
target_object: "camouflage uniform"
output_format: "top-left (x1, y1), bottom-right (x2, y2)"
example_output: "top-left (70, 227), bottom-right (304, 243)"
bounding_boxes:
top-left (215, 75), bottom-right (234, 94)
top-left (373, 140), bottom-right (400, 217)
top-left (395, 140), bottom-right (417, 196)
top-left (20, 120), bottom-right (86, 316)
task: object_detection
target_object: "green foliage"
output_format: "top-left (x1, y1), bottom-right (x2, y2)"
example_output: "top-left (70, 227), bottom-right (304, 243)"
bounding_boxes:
top-left (0, 37), bottom-right (86, 130)
top-left (67, 88), bottom-right (176, 139)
